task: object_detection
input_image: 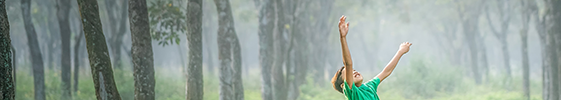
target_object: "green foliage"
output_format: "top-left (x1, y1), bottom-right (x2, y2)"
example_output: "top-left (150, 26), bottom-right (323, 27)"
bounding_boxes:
top-left (148, 0), bottom-right (187, 47)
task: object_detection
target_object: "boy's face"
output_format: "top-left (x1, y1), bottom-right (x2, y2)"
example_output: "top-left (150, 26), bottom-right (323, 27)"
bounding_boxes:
top-left (340, 68), bottom-right (363, 87)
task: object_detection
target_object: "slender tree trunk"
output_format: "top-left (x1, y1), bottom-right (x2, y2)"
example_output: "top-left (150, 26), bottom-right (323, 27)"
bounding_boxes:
top-left (520, 27), bottom-right (530, 100)
top-left (21, 0), bottom-right (46, 99)
top-left (519, 1), bottom-right (532, 98)
top-left (462, 17), bottom-right (481, 84)
top-left (0, 0), bottom-right (15, 98)
top-left (129, 0), bottom-right (156, 99)
top-left (73, 30), bottom-right (84, 93)
top-left (76, 0), bottom-right (122, 99)
top-left (499, 39), bottom-right (512, 77)
top-left (56, 0), bottom-right (73, 99)
top-left (257, 0), bottom-right (275, 99)
top-left (186, 0), bottom-right (204, 100)
top-left (214, 0), bottom-right (244, 99)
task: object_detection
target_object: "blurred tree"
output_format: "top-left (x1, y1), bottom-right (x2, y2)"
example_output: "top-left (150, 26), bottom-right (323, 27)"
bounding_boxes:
top-left (272, 0), bottom-right (288, 99)
top-left (454, 0), bottom-right (484, 84)
top-left (256, 0), bottom-right (275, 99)
top-left (286, 1), bottom-right (313, 99)
top-left (518, 0), bottom-right (537, 99)
top-left (541, 0), bottom-right (561, 100)
top-left (483, 0), bottom-right (514, 78)
top-left (310, 0), bottom-right (335, 87)
top-left (214, 0), bottom-right (244, 99)
top-left (76, 0), bottom-right (122, 99)
top-left (21, 0), bottom-right (46, 99)
top-left (56, 0), bottom-right (73, 99)
top-left (73, 28), bottom-right (83, 94)
top-left (185, 0), bottom-right (204, 100)
top-left (0, 0), bottom-right (15, 99)
top-left (105, 0), bottom-right (130, 69)
top-left (129, 0), bottom-right (156, 99)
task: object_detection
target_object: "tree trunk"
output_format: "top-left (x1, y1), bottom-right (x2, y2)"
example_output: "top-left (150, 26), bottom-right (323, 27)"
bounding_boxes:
top-left (462, 17), bottom-right (481, 84)
top-left (0, 0), bottom-right (15, 98)
top-left (257, 0), bottom-right (275, 99)
top-left (499, 39), bottom-right (512, 77)
top-left (519, 1), bottom-right (532, 98)
top-left (129, 0), bottom-right (156, 99)
top-left (73, 30), bottom-right (84, 94)
top-left (56, 0), bottom-right (73, 99)
top-left (542, 1), bottom-right (561, 99)
top-left (520, 27), bottom-right (530, 100)
top-left (186, 0), bottom-right (204, 100)
top-left (105, 0), bottom-right (129, 69)
top-left (214, 0), bottom-right (245, 99)
top-left (21, 0), bottom-right (46, 99)
top-left (76, 0), bottom-right (122, 99)
top-left (272, 0), bottom-right (287, 99)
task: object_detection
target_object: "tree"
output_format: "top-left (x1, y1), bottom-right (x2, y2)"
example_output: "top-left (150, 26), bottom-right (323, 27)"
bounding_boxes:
top-left (21, 0), bottom-right (46, 99)
top-left (271, 0), bottom-right (288, 99)
top-left (483, 0), bottom-right (514, 78)
top-left (105, 0), bottom-right (129, 69)
top-left (0, 0), bottom-right (15, 99)
top-left (519, 0), bottom-right (537, 99)
top-left (73, 28), bottom-right (84, 94)
top-left (213, 0), bottom-right (244, 99)
top-left (76, 0), bottom-right (122, 99)
top-left (129, 0), bottom-right (156, 99)
top-left (541, 0), bottom-right (561, 100)
top-left (256, 0), bottom-right (275, 99)
top-left (186, 0), bottom-right (204, 100)
top-left (454, 0), bottom-right (484, 84)
top-left (56, 0), bottom-right (72, 99)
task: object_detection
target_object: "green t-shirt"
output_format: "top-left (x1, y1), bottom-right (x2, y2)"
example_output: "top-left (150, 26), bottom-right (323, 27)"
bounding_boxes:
top-left (343, 77), bottom-right (381, 100)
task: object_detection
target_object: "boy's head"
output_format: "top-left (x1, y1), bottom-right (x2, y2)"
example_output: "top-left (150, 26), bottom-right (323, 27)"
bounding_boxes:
top-left (331, 66), bottom-right (363, 93)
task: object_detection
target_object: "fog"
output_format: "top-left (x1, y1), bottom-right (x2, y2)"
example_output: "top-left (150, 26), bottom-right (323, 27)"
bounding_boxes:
top-left (3, 0), bottom-right (559, 99)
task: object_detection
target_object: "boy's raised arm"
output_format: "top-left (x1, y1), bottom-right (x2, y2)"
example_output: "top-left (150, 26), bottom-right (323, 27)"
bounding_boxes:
top-left (339, 15), bottom-right (354, 88)
top-left (376, 42), bottom-right (412, 82)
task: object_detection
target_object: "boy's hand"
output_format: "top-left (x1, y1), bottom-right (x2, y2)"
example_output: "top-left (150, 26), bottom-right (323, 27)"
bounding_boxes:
top-left (398, 42), bottom-right (412, 54)
top-left (339, 15), bottom-right (350, 38)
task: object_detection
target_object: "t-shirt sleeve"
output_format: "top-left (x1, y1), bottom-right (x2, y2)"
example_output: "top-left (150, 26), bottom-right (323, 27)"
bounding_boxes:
top-left (343, 81), bottom-right (358, 99)
top-left (364, 77), bottom-right (381, 91)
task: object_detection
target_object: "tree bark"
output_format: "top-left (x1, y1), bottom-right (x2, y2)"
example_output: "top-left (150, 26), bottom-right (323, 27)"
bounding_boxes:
top-left (56, 0), bottom-right (73, 99)
top-left (21, 0), bottom-right (46, 99)
top-left (0, 0), bottom-right (15, 99)
top-left (214, 0), bottom-right (245, 99)
top-left (129, 0), bottom-right (156, 99)
top-left (76, 0), bottom-right (122, 99)
top-left (186, 0), bottom-right (204, 100)
top-left (257, 0), bottom-right (275, 99)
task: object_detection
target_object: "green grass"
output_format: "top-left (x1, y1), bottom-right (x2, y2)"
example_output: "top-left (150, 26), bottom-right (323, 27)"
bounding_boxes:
top-left (15, 60), bottom-right (543, 100)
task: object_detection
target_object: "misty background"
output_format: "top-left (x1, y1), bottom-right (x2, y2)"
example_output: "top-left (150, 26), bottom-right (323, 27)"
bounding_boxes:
top-left (3, 0), bottom-right (559, 99)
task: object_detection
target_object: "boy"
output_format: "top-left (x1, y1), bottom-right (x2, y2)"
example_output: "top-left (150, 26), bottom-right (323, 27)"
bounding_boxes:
top-left (330, 15), bottom-right (412, 100)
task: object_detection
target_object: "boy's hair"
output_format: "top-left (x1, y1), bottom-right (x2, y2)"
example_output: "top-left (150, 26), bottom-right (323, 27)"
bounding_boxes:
top-left (331, 66), bottom-right (345, 93)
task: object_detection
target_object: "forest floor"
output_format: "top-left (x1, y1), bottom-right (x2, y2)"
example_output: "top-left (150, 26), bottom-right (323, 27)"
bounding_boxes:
top-left (15, 61), bottom-right (542, 100)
